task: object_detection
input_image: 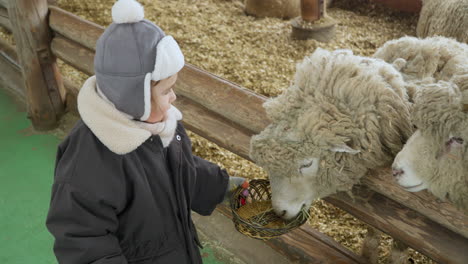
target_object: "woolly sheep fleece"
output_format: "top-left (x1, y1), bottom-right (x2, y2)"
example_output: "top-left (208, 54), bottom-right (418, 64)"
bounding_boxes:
top-left (383, 37), bottom-right (468, 212)
top-left (417, 0), bottom-right (468, 43)
top-left (249, 49), bottom-right (413, 219)
top-left (374, 36), bottom-right (468, 85)
top-left (393, 83), bottom-right (468, 212)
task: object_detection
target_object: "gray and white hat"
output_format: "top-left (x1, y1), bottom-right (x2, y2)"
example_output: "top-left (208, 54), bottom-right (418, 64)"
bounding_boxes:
top-left (94, 0), bottom-right (184, 121)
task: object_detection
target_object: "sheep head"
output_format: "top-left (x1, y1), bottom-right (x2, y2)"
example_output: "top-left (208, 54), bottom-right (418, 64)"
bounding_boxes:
top-left (251, 76), bottom-right (367, 220)
top-left (392, 82), bottom-right (468, 211)
top-left (250, 120), bottom-right (362, 220)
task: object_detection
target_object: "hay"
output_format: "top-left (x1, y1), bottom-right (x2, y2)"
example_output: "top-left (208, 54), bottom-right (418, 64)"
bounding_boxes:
top-left (0, 27), bottom-right (14, 45)
top-left (237, 200), bottom-right (272, 221)
top-left (1, 0), bottom-right (431, 262)
top-left (294, 15), bottom-right (336, 28)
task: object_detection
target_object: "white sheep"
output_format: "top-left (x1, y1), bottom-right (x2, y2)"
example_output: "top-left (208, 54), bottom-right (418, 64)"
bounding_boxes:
top-left (373, 36), bottom-right (468, 212)
top-left (250, 48), bottom-right (414, 220)
top-left (392, 82), bottom-right (468, 212)
top-left (374, 36), bottom-right (468, 84)
top-left (244, 0), bottom-right (300, 19)
top-left (417, 0), bottom-right (468, 43)
top-left (244, 0), bottom-right (333, 19)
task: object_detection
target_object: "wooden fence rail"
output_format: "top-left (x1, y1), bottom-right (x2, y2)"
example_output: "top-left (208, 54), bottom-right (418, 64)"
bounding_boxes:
top-left (0, 7), bottom-right (11, 31)
top-left (1, 3), bottom-right (468, 264)
top-left (0, 37), bottom-right (23, 99)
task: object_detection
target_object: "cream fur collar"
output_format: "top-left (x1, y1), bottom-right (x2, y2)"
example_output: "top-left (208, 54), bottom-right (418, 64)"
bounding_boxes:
top-left (77, 76), bottom-right (182, 155)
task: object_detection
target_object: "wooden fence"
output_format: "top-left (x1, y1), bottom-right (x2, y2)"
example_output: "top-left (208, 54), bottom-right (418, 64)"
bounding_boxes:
top-left (0, 1), bottom-right (467, 263)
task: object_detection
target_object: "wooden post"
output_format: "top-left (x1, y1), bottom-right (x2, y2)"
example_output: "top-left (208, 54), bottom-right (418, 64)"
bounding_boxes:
top-left (292, 0), bottom-right (335, 41)
top-left (7, 0), bottom-right (64, 130)
top-left (301, 0), bottom-right (321, 22)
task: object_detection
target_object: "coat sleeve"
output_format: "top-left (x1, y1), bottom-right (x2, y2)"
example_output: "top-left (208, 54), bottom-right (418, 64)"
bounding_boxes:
top-left (190, 155), bottom-right (229, 216)
top-left (46, 182), bottom-right (128, 264)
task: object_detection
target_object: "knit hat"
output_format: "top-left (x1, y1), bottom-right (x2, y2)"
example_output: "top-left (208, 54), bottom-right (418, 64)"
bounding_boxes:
top-left (94, 0), bottom-right (185, 121)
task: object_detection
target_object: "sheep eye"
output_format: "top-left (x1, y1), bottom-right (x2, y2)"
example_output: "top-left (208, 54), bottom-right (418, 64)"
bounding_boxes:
top-left (299, 160), bottom-right (314, 169)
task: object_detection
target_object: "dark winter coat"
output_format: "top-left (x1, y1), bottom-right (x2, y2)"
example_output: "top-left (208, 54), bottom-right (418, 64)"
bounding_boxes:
top-left (46, 76), bottom-right (229, 264)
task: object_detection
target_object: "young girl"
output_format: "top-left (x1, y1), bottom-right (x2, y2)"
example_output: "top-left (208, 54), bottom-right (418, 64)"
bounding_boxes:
top-left (46, 0), bottom-right (247, 263)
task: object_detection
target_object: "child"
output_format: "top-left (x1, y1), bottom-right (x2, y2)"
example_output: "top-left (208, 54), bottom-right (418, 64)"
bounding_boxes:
top-left (46, 0), bottom-right (248, 263)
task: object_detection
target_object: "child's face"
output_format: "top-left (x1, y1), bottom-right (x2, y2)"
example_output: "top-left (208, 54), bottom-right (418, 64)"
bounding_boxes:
top-left (146, 74), bottom-right (178, 123)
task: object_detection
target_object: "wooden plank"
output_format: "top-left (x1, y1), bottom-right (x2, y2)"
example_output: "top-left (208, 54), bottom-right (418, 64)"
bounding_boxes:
top-left (51, 36), bottom-right (94, 75)
top-left (217, 204), bottom-right (367, 264)
top-left (0, 7), bottom-right (11, 32)
top-left (177, 66), bottom-right (270, 134)
top-left (174, 96), bottom-right (253, 161)
top-left (363, 168), bottom-right (468, 239)
top-left (0, 38), bottom-right (24, 99)
top-left (7, 0), bottom-right (64, 130)
top-left (49, 6), bottom-right (103, 51)
top-left (62, 77), bottom-right (79, 113)
top-left (325, 185), bottom-right (468, 264)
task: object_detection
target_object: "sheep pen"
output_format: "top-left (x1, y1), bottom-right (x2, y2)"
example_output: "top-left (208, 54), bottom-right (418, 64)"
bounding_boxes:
top-left (0, 0), bottom-right (437, 263)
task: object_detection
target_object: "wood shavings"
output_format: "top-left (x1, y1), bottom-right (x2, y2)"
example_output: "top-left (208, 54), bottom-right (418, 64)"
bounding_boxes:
top-left (0, 27), bottom-right (14, 45)
top-left (294, 15), bottom-right (336, 28)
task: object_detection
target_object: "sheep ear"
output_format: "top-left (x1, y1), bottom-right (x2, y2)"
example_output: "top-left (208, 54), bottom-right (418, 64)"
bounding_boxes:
top-left (330, 144), bottom-right (360, 154)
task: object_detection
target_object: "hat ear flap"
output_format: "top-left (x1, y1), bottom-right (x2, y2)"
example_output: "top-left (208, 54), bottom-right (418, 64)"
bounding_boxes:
top-left (140, 73), bottom-right (153, 121)
top-left (152, 36), bottom-right (185, 81)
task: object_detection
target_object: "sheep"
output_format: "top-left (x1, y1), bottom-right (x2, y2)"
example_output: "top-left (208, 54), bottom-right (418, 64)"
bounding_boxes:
top-left (244, 0), bottom-right (333, 19)
top-left (249, 48), bottom-right (414, 220)
top-left (373, 36), bottom-right (468, 84)
top-left (244, 0), bottom-right (300, 19)
top-left (373, 36), bottom-right (468, 211)
top-left (392, 82), bottom-right (468, 213)
top-left (417, 0), bottom-right (468, 43)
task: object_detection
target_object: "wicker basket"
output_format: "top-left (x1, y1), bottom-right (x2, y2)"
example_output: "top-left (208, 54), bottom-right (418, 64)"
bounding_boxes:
top-left (230, 179), bottom-right (309, 240)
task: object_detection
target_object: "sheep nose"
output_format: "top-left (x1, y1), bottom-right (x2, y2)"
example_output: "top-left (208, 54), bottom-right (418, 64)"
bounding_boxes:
top-left (281, 210), bottom-right (287, 217)
top-left (392, 168), bottom-right (404, 177)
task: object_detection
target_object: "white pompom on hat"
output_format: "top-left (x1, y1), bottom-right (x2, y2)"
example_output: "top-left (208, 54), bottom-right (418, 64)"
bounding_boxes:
top-left (111, 0), bottom-right (145, 24)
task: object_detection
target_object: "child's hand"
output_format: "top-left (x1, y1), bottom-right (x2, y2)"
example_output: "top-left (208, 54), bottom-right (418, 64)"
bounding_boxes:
top-left (223, 176), bottom-right (249, 204)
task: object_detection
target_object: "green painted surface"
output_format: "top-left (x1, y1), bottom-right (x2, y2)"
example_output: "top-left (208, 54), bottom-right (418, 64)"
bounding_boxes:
top-left (0, 89), bottom-right (59, 264)
top-left (0, 88), bottom-right (225, 264)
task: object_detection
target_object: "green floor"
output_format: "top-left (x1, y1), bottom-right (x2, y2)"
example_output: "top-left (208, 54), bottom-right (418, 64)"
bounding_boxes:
top-left (0, 88), bottom-right (225, 264)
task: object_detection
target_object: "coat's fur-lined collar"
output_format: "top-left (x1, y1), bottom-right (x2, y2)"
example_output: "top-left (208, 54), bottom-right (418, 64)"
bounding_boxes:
top-left (77, 76), bottom-right (182, 155)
